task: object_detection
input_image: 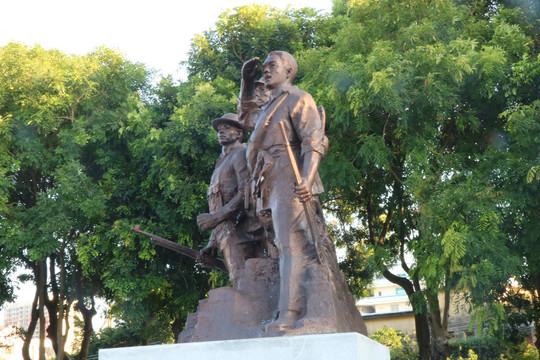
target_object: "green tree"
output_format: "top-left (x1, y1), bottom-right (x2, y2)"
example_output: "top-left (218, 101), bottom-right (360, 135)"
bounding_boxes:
top-left (496, 99), bottom-right (540, 350)
top-left (0, 43), bottom-right (150, 360)
top-left (78, 76), bottom-right (240, 344)
top-left (370, 327), bottom-right (418, 359)
top-left (186, 4), bottom-right (336, 82)
top-left (300, 0), bottom-right (538, 358)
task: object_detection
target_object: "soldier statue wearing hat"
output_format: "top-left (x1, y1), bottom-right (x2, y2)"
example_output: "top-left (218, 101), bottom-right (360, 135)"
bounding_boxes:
top-left (197, 113), bottom-right (264, 286)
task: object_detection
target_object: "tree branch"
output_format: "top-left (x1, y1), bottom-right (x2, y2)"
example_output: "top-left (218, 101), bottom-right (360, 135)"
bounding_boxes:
top-left (383, 267), bottom-right (415, 297)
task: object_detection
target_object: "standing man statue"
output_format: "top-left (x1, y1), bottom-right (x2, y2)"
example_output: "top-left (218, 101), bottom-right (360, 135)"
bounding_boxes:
top-left (239, 51), bottom-right (329, 331)
top-left (197, 113), bottom-right (264, 287)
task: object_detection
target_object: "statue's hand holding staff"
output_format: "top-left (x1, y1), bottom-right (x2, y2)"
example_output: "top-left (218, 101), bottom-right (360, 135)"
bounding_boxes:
top-left (294, 179), bottom-right (312, 203)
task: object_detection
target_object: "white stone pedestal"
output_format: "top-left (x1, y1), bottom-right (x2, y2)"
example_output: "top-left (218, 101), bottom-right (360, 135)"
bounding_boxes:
top-left (99, 332), bottom-right (389, 360)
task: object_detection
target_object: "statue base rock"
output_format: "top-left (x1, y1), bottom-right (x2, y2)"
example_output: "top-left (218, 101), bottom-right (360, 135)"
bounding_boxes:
top-left (179, 254), bottom-right (367, 342)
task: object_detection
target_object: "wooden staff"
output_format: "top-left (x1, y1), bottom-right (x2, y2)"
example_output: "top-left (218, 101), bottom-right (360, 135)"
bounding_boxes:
top-left (278, 122), bottom-right (323, 262)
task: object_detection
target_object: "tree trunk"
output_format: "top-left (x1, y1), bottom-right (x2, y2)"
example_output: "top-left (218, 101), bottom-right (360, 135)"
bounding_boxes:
top-left (431, 324), bottom-right (449, 360)
top-left (172, 317), bottom-right (184, 343)
top-left (45, 244), bottom-right (71, 360)
top-left (38, 260), bottom-right (47, 360)
top-left (75, 264), bottom-right (96, 360)
top-left (531, 270), bottom-right (540, 353)
top-left (427, 289), bottom-right (450, 360)
top-left (414, 311), bottom-right (431, 360)
top-left (22, 278), bottom-right (40, 360)
top-left (383, 269), bottom-right (431, 360)
top-left (75, 299), bottom-right (96, 360)
top-left (46, 255), bottom-right (60, 359)
top-left (534, 317), bottom-right (540, 354)
top-left (45, 298), bottom-right (69, 360)
top-left (57, 249), bottom-right (66, 360)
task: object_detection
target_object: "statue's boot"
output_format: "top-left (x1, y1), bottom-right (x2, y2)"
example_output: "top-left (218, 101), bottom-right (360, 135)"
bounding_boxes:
top-left (266, 310), bottom-right (300, 332)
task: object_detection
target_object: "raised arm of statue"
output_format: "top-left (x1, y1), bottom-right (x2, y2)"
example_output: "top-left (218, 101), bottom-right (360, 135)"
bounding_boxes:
top-left (237, 100), bottom-right (260, 131)
top-left (239, 57), bottom-right (260, 101)
top-left (238, 58), bottom-right (263, 130)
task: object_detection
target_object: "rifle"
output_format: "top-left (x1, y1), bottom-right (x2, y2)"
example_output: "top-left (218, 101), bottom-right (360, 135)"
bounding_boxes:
top-left (131, 225), bottom-right (228, 273)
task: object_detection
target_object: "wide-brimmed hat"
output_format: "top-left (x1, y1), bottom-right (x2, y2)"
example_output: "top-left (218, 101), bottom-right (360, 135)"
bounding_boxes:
top-left (211, 113), bottom-right (247, 136)
top-left (255, 77), bottom-right (265, 85)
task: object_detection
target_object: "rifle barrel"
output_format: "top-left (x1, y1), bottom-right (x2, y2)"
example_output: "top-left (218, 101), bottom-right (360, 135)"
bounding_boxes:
top-left (131, 226), bottom-right (228, 273)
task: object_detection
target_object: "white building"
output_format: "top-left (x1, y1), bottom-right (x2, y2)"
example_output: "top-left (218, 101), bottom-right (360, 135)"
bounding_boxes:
top-left (357, 276), bottom-right (416, 334)
top-left (357, 275), bottom-right (472, 337)
top-left (357, 276), bottom-right (412, 315)
top-left (0, 324), bottom-right (55, 360)
top-left (1, 302), bottom-right (78, 360)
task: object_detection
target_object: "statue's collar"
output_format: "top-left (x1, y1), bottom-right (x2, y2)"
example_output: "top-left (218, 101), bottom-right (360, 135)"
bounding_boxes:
top-left (270, 84), bottom-right (294, 99)
top-left (221, 142), bottom-right (243, 156)
top-left (264, 85), bottom-right (295, 109)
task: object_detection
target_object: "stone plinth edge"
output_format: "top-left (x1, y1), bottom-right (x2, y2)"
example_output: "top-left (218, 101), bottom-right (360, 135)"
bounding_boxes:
top-left (99, 332), bottom-right (390, 360)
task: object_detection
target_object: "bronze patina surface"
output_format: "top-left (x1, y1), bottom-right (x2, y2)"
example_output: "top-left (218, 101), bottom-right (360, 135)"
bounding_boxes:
top-left (178, 51), bottom-right (367, 342)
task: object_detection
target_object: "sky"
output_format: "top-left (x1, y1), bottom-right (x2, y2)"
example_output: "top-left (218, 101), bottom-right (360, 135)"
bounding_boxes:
top-left (1, 0), bottom-right (333, 81)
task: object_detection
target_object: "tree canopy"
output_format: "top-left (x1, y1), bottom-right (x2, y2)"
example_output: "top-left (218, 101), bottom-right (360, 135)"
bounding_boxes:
top-left (298, 0), bottom-right (539, 358)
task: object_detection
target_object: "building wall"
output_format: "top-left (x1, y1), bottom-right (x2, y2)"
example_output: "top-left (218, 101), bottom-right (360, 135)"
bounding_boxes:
top-left (366, 300), bottom-right (412, 314)
top-left (0, 326), bottom-right (55, 360)
top-left (1, 302), bottom-right (78, 359)
top-left (364, 314), bottom-right (416, 335)
top-left (3, 303), bottom-right (33, 329)
top-left (2, 303), bottom-right (49, 340)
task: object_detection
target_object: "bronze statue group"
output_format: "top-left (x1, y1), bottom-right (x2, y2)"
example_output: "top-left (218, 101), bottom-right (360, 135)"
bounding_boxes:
top-left (192, 51), bottom-right (367, 339)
